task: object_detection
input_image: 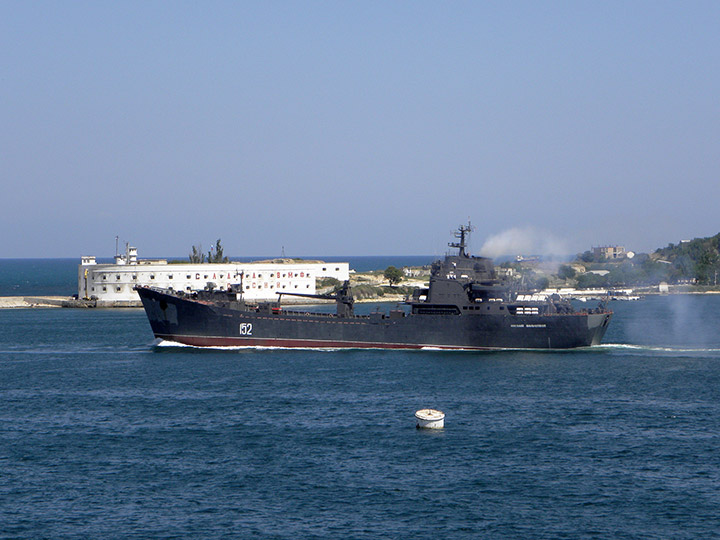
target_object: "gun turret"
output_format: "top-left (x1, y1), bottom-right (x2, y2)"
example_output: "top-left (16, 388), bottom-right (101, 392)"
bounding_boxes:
top-left (277, 280), bottom-right (355, 317)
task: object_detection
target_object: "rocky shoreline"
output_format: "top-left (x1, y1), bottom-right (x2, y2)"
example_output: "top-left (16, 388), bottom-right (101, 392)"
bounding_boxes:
top-left (0, 296), bottom-right (71, 309)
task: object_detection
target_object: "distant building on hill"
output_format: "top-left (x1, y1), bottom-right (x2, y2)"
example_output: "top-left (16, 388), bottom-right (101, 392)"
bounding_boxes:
top-left (592, 245), bottom-right (626, 260)
top-left (515, 255), bottom-right (541, 263)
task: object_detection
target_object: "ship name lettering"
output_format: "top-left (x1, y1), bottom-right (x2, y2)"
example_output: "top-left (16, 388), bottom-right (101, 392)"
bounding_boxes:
top-left (239, 322), bottom-right (253, 335)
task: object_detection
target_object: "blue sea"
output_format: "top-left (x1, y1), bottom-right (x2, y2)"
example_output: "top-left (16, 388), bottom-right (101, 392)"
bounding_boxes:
top-left (2, 259), bottom-right (720, 539)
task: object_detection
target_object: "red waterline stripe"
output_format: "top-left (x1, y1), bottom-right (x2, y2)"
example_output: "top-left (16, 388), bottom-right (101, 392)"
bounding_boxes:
top-left (154, 334), bottom-right (490, 350)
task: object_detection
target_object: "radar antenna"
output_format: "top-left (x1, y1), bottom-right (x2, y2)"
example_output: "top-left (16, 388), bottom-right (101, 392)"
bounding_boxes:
top-left (449, 222), bottom-right (473, 257)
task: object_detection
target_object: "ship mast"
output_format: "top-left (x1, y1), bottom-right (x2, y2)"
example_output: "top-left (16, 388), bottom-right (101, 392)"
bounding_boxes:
top-left (449, 222), bottom-right (473, 257)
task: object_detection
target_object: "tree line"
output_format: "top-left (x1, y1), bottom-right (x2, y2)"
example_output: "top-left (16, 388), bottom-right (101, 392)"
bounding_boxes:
top-left (188, 239), bottom-right (230, 264)
top-left (560, 233), bottom-right (720, 288)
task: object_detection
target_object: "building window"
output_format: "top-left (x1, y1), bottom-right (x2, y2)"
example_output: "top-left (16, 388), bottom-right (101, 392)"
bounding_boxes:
top-left (150, 275), bottom-right (155, 280)
top-left (169, 274), bottom-right (173, 280)
top-left (132, 275), bottom-right (137, 280)
top-left (102, 275), bottom-right (107, 280)
top-left (116, 275), bottom-right (120, 280)
top-left (186, 275), bottom-right (191, 279)
top-left (102, 286), bottom-right (107, 292)
top-left (116, 286), bottom-right (121, 292)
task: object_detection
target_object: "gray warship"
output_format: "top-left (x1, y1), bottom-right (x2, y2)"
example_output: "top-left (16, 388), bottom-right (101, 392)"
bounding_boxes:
top-left (136, 225), bottom-right (611, 350)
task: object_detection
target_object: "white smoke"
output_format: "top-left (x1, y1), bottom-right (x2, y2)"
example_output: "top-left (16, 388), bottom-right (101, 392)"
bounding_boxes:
top-left (478, 227), bottom-right (570, 259)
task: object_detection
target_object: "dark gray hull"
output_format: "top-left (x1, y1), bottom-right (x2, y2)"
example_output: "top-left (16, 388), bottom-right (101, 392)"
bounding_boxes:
top-left (138, 287), bottom-right (611, 350)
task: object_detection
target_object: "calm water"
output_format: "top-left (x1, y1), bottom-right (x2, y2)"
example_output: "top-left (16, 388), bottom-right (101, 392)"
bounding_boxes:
top-left (2, 272), bottom-right (720, 537)
top-left (0, 259), bottom-right (80, 297)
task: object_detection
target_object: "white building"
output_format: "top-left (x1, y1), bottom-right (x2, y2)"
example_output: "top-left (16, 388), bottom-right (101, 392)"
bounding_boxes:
top-left (79, 247), bottom-right (350, 306)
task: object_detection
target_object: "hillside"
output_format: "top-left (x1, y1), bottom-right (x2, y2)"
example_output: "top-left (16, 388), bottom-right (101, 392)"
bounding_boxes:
top-left (652, 233), bottom-right (720, 285)
top-left (551, 233), bottom-right (720, 289)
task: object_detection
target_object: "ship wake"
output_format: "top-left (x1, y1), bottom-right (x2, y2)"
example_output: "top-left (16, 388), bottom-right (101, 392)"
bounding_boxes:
top-left (598, 343), bottom-right (720, 355)
top-left (155, 339), bottom-right (346, 352)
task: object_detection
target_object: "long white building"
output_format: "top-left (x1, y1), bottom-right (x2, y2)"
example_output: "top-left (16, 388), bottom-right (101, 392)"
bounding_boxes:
top-left (79, 247), bottom-right (350, 306)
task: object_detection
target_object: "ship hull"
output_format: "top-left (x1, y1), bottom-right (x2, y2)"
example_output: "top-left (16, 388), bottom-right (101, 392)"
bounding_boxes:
top-left (137, 288), bottom-right (611, 350)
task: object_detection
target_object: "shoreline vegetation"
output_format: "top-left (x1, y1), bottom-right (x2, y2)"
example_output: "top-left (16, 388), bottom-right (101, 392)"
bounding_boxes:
top-left (3, 231), bottom-right (720, 309)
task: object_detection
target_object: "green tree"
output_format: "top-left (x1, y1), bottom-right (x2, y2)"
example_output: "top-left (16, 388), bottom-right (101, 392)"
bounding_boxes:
top-left (189, 244), bottom-right (205, 263)
top-left (534, 276), bottom-right (550, 291)
top-left (695, 251), bottom-right (720, 284)
top-left (578, 250), bottom-right (595, 263)
top-left (557, 265), bottom-right (576, 280)
top-left (383, 266), bottom-right (404, 286)
top-left (576, 272), bottom-right (609, 289)
top-left (208, 239), bottom-right (230, 263)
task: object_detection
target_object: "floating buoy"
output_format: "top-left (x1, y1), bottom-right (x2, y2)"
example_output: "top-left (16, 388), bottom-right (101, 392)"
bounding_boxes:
top-left (415, 409), bottom-right (445, 429)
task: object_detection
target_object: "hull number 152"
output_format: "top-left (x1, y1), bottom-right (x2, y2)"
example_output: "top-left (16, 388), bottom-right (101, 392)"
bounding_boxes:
top-left (239, 323), bottom-right (253, 335)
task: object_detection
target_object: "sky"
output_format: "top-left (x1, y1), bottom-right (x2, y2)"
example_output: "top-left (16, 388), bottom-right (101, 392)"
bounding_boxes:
top-left (2, 1), bottom-right (719, 259)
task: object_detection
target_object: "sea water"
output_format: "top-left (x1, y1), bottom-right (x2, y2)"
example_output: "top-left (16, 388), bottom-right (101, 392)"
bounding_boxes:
top-left (1, 261), bottom-right (720, 538)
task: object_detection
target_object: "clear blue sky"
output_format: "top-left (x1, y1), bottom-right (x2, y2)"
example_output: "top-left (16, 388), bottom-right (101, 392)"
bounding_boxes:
top-left (2, 1), bottom-right (719, 258)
